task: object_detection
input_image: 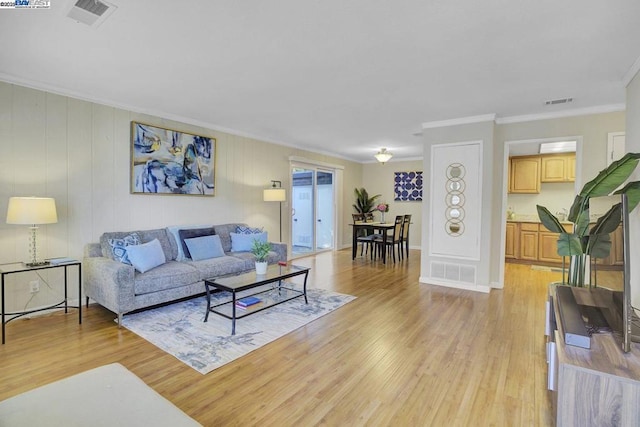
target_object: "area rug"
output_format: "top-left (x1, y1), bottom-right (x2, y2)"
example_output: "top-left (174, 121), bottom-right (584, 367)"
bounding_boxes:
top-left (121, 288), bottom-right (355, 374)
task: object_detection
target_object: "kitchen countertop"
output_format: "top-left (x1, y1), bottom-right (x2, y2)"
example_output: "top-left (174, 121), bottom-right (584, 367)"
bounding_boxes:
top-left (507, 217), bottom-right (573, 225)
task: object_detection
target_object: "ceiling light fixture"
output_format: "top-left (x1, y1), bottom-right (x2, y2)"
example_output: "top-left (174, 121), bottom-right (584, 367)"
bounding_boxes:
top-left (374, 148), bottom-right (393, 164)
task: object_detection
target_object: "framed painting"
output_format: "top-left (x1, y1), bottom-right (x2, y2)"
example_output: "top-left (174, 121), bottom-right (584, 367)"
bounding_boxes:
top-left (131, 122), bottom-right (216, 196)
top-left (394, 171), bottom-right (423, 201)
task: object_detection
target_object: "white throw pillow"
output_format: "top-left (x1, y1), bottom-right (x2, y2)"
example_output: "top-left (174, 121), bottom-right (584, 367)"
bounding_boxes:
top-left (126, 239), bottom-right (166, 273)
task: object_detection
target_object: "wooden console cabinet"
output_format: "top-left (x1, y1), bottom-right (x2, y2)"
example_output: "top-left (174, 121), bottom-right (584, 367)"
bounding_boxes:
top-left (547, 285), bottom-right (640, 426)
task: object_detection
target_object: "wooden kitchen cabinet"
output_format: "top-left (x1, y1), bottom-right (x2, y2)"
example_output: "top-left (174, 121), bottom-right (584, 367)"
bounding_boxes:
top-left (519, 223), bottom-right (539, 261)
top-left (539, 223), bottom-right (573, 263)
top-left (509, 156), bottom-right (541, 193)
top-left (505, 222), bottom-right (519, 259)
top-left (541, 153), bottom-right (575, 183)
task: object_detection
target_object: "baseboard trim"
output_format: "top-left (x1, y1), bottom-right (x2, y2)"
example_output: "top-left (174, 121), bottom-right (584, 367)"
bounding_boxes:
top-left (419, 276), bottom-right (491, 294)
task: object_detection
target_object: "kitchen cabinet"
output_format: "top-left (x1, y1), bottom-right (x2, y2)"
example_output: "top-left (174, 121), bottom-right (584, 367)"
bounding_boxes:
top-left (505, 222), bottom-right (519, 259)
top-left (539, 223), bottom-right (573, 263)
top-left (541, 154), bottom-right (576, 183)
top-left (509, 156), bottom-right (541, 193)
top-left (506, 220), bottom-right (623, 267)
top-left (519, 223), bottom-right (539, 261)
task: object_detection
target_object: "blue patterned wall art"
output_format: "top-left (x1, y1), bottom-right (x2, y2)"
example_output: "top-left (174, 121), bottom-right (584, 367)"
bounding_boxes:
top-left (394, 171), bottom-right (423, 201)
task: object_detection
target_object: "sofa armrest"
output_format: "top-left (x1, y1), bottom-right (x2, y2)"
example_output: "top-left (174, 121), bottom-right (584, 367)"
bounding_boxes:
top-left (83, 256), bottom-right (136, 316)
top-left (270, 242), bottom-right (287, 262)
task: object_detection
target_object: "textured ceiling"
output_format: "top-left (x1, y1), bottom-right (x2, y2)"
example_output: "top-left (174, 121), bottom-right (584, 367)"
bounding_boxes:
top-left (1, 0), bottom-right (639, 163)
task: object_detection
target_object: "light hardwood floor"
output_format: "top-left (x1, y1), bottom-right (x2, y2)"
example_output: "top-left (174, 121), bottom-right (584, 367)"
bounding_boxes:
top-left (0, 251), bottom-right (562, 426)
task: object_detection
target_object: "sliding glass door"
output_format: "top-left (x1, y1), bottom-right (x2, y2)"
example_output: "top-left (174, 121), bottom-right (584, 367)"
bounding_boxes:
top-left (291, 165), bottom-right (335, 257)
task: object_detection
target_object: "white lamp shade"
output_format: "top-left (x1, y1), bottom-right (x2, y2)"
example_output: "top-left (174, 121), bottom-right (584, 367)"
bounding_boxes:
top-left (6, 197), bottom-right (58, 225)
top-left (263, 188), bottom-right (286, 202)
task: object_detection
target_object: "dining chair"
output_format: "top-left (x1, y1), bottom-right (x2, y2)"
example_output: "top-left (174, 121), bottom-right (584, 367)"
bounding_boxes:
top-left (353, 213), bottom-right (374, 256)
top-left (373, 215), bottom-right (403, 263)
top-left (401, 214), bottom-right (411, 259)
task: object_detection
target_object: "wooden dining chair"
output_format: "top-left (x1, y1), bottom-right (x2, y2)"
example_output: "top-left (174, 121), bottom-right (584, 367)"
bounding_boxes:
top-left (353, 213), bottom-right (374, 256)
top-left (373, 215), bottom-right (404, 263)
top-left (401, 214), bottom-right (411, 259)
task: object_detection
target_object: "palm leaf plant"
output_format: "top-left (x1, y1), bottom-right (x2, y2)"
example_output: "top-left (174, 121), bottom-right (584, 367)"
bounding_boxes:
top-left (353, 187), bottom-right (381, 215)
top-left (536, 152), bottom-right (640, 287)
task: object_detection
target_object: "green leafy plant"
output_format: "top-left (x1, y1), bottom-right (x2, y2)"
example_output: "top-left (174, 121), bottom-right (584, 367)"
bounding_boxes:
top-left (353, 187), bottom-right (381, 214)
top-left (251, 239), bottom-right (272, 263)
top-left (537, 152), bottom-right (640, 286)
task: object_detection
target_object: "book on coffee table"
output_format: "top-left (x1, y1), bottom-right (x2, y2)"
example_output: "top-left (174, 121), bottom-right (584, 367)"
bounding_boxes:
top-left (236, 296), bottom-right (261, 307)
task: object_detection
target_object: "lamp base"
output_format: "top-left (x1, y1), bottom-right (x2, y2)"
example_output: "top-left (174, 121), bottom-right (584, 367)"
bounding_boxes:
top-left (24, 261), bottom-right (50, 267)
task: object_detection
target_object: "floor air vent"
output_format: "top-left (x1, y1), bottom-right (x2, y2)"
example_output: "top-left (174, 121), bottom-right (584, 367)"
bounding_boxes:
top-left (430, 261), bottom-right (476, 285)
top-left (67, 0), bottom-right (117, 27)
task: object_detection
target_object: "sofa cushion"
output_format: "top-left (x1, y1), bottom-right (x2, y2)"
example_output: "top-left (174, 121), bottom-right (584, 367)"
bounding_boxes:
top-left (212, 223), bottom-right (248, 253)
top-left (230, 231), bottom-right (268, 252)
top-left (101, 229), bottom-right (177, 262)
top-left (133, 261), bottom-right (200, 295)
top-left (178, 227), bottom-right (216, 259)
top-left (107, 233), bottom-right (141, 265)
top-left (184, 235), bottom-right (225, 261)
top-left (126, 239), bottom-right (167, 273)
top-left (184, 256), bottom-right (248, 281)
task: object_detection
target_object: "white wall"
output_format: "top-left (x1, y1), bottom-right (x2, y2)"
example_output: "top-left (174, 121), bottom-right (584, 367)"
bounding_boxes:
top-left (0, 82), bottom-right (363, 311)
top-left (626, 70), bottom-right (640, 308)
top-left (420, 120), bottom-right (495, 292)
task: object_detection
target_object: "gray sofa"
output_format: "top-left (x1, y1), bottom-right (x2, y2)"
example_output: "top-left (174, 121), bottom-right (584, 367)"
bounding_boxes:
top-left (83, 223), bottom-right (286, 323)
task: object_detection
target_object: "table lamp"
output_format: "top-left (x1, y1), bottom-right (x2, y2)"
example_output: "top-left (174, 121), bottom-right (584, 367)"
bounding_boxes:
top-left (6, 196), bottom-right (58, 266)
top-left (263, 181), bottom-right (286, 242)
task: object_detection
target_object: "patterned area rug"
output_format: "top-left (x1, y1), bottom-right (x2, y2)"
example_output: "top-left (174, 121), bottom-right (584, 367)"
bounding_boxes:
top-left (121, 287), bottom-right (355, 374)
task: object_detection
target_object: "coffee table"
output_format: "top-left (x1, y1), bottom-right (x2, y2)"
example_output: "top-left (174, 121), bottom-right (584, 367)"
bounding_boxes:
top-left (204, 264), bottom-right (310, 335)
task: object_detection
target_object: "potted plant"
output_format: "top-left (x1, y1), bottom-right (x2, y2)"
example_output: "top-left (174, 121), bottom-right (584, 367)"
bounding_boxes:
top-left (251, 239), bottom-right (272, 275)
top-left (353, 187), bottom-right (381, 215)
top-left (537, 152), bottom-right (640, 287)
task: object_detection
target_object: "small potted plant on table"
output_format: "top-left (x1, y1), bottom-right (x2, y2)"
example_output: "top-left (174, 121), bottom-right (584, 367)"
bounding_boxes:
top-left (252, 239), bottom-right (272, 275)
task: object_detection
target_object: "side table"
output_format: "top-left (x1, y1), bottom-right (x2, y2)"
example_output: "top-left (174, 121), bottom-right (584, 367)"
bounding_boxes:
top-left (0, 261), bottom-right (82, 344)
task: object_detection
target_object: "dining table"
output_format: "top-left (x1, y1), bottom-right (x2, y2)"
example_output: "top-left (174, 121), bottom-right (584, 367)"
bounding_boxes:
top-left (350, 222), bottom-right (396, 264)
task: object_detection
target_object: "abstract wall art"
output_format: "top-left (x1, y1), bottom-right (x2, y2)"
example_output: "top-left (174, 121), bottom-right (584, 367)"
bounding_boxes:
top-left (394, 171), bottom-right (423, 201)
top-left (131, 122), bottom-right (216, 196)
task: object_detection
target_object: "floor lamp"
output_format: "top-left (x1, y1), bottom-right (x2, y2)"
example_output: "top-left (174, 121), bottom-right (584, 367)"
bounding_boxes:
top-left (263, 181), bottom-right (286, 242)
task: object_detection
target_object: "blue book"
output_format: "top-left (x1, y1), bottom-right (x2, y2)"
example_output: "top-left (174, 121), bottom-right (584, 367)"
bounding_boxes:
top-left (237, 296), bottom-right (261, 307)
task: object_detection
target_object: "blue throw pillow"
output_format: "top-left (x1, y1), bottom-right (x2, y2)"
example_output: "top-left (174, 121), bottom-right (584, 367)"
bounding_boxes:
top-left (184, 235), bottom-right (225, 261)
top-left (166, 224), bottom-right (213, 261)
top-left (125, 239), bottom-right (166, 273)
top-left (108, 233), bottom-right (141, 265)
top-left (178, 227), bottom-right (216, 259)
top-left (230, 231), bottom-right (268, 252)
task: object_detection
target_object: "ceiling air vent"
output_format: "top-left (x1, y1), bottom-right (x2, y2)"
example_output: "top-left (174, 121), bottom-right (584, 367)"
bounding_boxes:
top-left (545, 97), bottom-right (573, 106)
top-left (67, 0), bottom-right (117, 27)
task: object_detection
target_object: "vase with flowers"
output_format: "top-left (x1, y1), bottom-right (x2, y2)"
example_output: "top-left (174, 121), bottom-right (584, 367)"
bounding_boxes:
top-left (376, 203), bottom-right (389, 223)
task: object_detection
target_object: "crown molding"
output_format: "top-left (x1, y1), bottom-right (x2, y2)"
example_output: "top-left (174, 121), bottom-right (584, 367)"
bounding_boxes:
top-left (422, 114), bottom-right (496, 130)
top-left (0, 73), bottom-right (363, 164)
top-left (496, 104), bottom-right (625, 124)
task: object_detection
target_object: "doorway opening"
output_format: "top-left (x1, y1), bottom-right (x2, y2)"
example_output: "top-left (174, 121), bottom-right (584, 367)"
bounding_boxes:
top-left (290, 165), bottom-right (335, 258)
top-left (499, 136), bottom-right (583, 288)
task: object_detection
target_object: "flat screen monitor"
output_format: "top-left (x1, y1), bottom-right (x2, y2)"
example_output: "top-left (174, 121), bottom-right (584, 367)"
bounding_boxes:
top-left (587, 193), bottom-right (637, 352)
